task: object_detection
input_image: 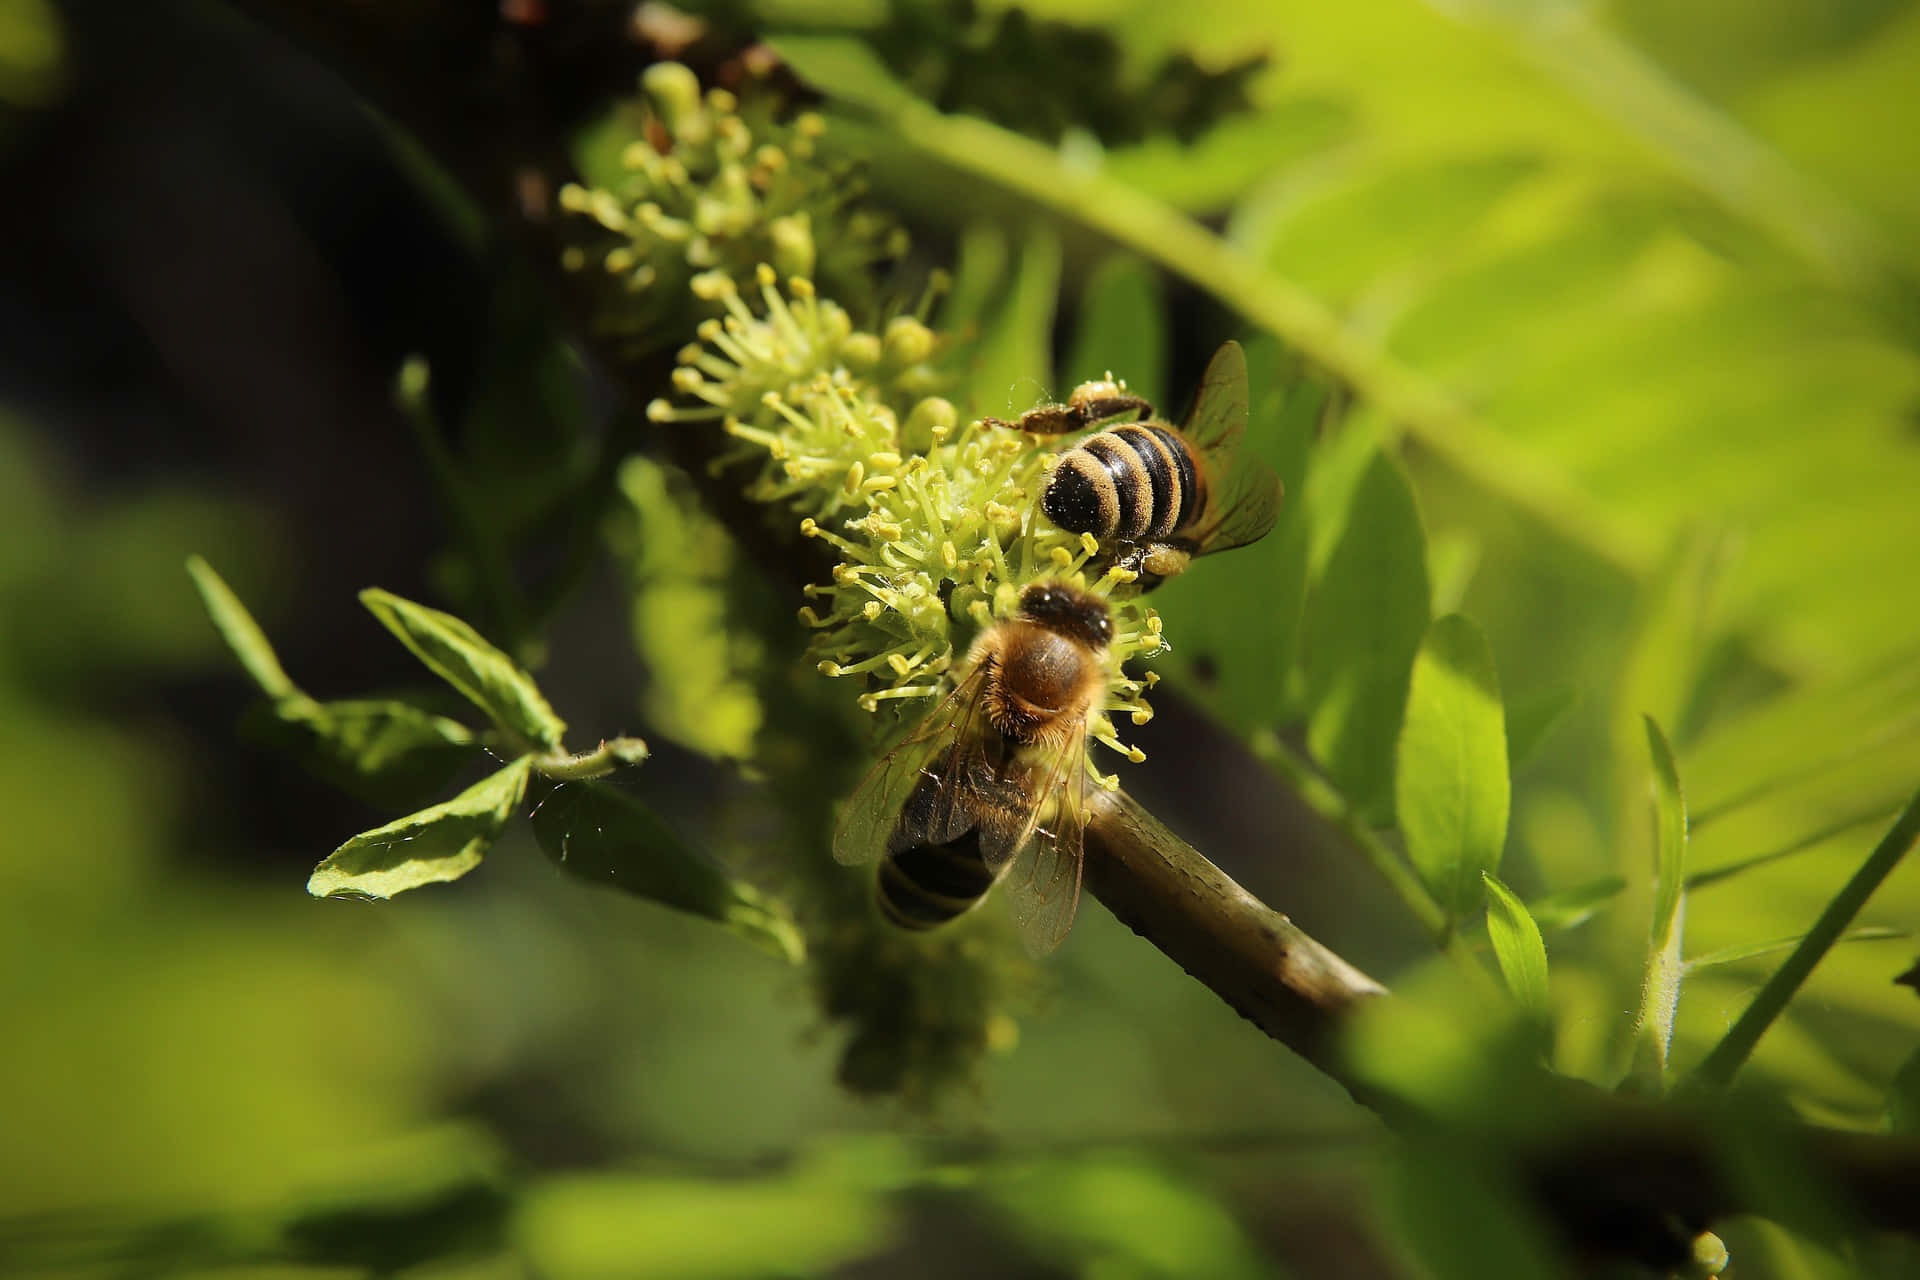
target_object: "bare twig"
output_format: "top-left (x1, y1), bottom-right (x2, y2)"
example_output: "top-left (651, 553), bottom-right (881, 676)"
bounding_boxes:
top-left (1084, 786), bottom-right (1385, 1085)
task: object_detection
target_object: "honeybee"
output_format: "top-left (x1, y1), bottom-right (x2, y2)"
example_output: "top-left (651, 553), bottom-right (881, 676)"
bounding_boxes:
top-left (833, 582), bottom-right (1113, 956)
top-left (993, 341), bottom-right (1282, 587)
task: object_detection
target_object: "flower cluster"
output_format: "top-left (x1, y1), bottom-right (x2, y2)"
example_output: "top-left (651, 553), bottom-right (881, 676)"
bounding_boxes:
top-left (648, 267), bottom-right (1163, 774)
top-left (557, 62), bottom-right (906, 353)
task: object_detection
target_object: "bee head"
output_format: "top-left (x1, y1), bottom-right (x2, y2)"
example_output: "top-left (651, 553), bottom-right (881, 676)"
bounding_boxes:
top-left (1017, 582), bottom-right (1112, 652)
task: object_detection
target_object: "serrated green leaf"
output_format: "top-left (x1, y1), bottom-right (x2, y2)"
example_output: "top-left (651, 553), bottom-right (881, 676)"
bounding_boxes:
top-left (1506, 683), bottom-right (1578, 768)
top-left (1646, 715), bottom-right (1689, 949)
top-left (1397, 614), bottom-right (1511, 926)
top-left (1482, 872), bottom-right (1549, 1019)
top-left (1526, 875), bottom-right (1625, 933)
top-left (1064, 256), bottom-right (1165, 409)
top-left (360, 588), bottom-right (565, 751)
top-left (1302, 451), bottom-right (1431, 822)
top-left (308, 756), bottom-right (532, 899)
top-left (251, 697), bottom-right (477, 807)
top-left (186, 556), bottom-right (297, 701)
top-left (531, 780), bottom-right (803, 964)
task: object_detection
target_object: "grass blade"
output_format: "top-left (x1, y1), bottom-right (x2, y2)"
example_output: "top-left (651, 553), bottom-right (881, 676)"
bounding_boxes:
top-left (1683, 786), bottom-right (1920, 1095)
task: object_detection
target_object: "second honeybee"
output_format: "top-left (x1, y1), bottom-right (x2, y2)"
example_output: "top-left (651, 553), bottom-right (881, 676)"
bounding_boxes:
top-left (994, 341), bottom-right (1282, 585)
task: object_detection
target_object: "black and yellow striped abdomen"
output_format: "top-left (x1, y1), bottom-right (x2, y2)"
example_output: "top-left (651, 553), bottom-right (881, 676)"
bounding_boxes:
top-left (1042, 423), bottom-right (1201, 543)
top-left (876, 833), bottom-right (1001, 931)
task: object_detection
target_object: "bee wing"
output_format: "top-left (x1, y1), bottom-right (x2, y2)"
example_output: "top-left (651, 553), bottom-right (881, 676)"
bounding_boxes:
top-left (977, 717), bottom-right (1091, 958)
top-left (1183, 452), bottom-right (1283, 557)
top-left (1179, 340), bottom-right (1283, 557)
top-left (1180, 340), bottom-right (1249, 458)
top-left (832, 665), bottom-right (991, 866)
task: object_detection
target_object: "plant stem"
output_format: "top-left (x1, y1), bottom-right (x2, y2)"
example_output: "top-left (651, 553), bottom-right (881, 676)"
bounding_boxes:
top-left (1682, 784), bottom-right (1920, 1096)
top-left (533, 736), bottom-right (650, 781)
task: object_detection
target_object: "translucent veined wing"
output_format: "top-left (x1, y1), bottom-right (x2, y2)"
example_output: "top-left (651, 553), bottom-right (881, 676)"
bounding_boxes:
top-left (1180, 339), bottom-right (1282, 557)
top-left (832, 665), bottom-right (991, 866)
top-left (1182, 451), bottom-right (1282, 557)
top-left (1180, 340), bottom-right (1249, 458)
top-left (978, 716), bottom-right (1092, 957)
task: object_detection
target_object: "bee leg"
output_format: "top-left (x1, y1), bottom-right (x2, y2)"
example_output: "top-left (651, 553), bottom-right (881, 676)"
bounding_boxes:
top-left (1077, 393), bottom-right (1154, 423)
top-left (1137, 543), bottom-right (1191, 587)
top-left (991, 405), bottom-right (1085, 435)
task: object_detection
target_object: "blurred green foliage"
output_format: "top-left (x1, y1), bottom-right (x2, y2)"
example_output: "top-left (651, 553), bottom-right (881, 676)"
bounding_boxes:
top-left (5, 0), bottom-right (1920, 1275)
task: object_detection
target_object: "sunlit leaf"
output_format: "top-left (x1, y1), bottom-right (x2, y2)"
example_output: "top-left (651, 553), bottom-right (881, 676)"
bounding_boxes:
top-left (1397, 614), bottom-right (1510, 925)
top-left (247, 697), bottom-right (476, 808)
top-left (1646, 715), bottom-right (1689, 950)
top-left (1152, 336), bottom-right (1316, 732)
top-left (1632, 715), bottom-right (1689, 1084)
top-left (1302, 450), bottom-right (1431, 822)
top-left (1482, 872), bottom-right (1549, 1020)
top-left (518, 1168), bottom-right (893, 1279)
top-left (1064, 255), bottom-right (1165, 409)
top-left (308, 757), bottom-right (532, 899)
top-left (186, 556), bottom-right (297, 701)
top-left (360, 588), bottom-right (565, 751)
top-left (966, 223), bottom-right (1061, 418)
top-left (530, 779), bottom-right (803, 963)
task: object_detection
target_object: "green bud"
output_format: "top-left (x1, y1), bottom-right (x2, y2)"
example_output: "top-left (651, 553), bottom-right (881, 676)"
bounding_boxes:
top-left (839, 332), bottom-right (883, 373)
top-left (642, 62), bottom-right (708, 145)
top-left (769, 213), bottom-right (817, 282)
top-left (882, 316), bottom-right (935, 367)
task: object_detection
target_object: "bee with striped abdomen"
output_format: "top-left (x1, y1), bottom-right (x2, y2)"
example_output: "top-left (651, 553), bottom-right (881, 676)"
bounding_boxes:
top-left (998, 342), bottom-right (1282, 588)
top-left (833, 582), bottom-right (1111, 956)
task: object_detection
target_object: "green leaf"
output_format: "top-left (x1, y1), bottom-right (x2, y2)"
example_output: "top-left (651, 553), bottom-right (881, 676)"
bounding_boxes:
top-left (769, 33), bottom-right (923, 116)
top-left (186, 556), bottom-right (297, 700)
top-left (1506, 683), bottom-right (1578, 767)
top-left (967, 223), bottom-right (1061, 419)
top-left (1396, 614), bottom-right (1511, 925)
top-left (1064, 255), bottom-right (1166, 410)
top-left (1632, 715), bottom-right (1690, 1084)
top-left (360, 588), bottom-right (565, 751)
top-left (1151, 336), bottom-right (1316, 732)
top-left (1684, 787), bottom-right (1920, 1095)
top-left (1526, 875), bottom-right (1625, 933)
top-left (1482, 872), bottom-right (1549, 1020)
top-left (252, 697), bottom-right (477, 806)
top-left (1645, 715), bottom-right (1689, 950)
top-left (307, 756), bottom-right (532, 899)
top-left (1302, 451), bottom-right (1431, 821)
top-left (1686, 925), bottom-right (1911, 973)
top-left (531, 780), bottom-right (803, 964)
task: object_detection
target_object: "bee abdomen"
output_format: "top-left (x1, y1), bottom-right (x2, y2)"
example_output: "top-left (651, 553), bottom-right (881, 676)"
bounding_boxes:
top-left (1043, 424), bottom-right (1197, 542)
top-left (876, 834), bottom-right (999, 931)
